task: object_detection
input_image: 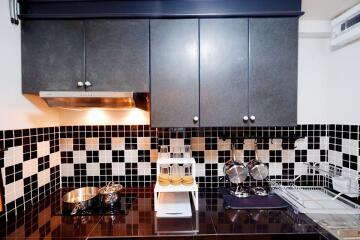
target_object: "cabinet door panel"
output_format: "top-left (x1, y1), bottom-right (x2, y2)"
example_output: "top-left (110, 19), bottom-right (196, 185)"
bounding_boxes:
top-left (85, 20), bottom-right (149, 92)
top-left (200, 19), bottom-right (249, 127)
top-left (22, 21), bottom-right (84, 93)
top-left (150, 19), bottom-right (199, 127)
top-left (249, 18), bottom-right (298, 126)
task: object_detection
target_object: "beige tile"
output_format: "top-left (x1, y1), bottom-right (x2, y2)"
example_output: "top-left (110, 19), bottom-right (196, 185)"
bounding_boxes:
top-left (269, 139), bottom-right (283, 150)
top-left (244, 139), bottom-right (256, 150)
top-left (85, 138), bottom-right (99, 151)
top-left (217, 138), bottom-right (231, 151)
top-left (234, 150), bottom-right (244, 163)
top-left (138, 137), bottom-right (151, 150)
top-left (150, 149), bottom-right (158, 162)
top-left (205, 150), bottom-right (218, 163)
top-left (111, 137), bottom-right (125, 150)
top-left (282, 150), bottom-right (295, 163)
top-left (60, 138), bottom-right (73, 152)
top-left (256, 150), bottom-right (269, 163)
top-left (191, 137), bottom-right (205, 151)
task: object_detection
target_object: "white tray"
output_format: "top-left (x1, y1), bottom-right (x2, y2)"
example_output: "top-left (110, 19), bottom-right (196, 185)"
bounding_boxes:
top-left (274, 186), bottom-right (360, 214)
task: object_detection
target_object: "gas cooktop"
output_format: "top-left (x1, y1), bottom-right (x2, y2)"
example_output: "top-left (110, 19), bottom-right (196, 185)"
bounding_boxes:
top-left (56, 193), bottom-right (137, 216)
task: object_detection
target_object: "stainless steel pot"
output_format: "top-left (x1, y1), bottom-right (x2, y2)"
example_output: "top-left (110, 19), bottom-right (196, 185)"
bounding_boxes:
top-left (62, 187), bottom-right (99, 215)
top-left (223, 144), bottom-right (248, 184)
top-left (98, 182), bottom-right (123, 206)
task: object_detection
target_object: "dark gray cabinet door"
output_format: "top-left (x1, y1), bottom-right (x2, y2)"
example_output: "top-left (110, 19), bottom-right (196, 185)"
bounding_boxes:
top-left (150, 19), bottom-right (199, 127)
top-left (22, 20), bottom-right (84, 93)
top-left (200, 19), bottom-right (249, 127)
top-left (249, 18), bottom-right (298, 126)
top-left (85, 20), bottom-right (149, 92)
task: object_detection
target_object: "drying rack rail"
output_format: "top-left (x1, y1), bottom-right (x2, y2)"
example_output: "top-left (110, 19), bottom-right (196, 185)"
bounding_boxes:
top-left (271, 182), bottom-right (360, 214)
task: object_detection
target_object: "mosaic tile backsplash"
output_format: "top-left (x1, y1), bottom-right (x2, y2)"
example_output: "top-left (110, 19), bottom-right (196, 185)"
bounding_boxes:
top-left (1, 124), bottom-right (360, 220)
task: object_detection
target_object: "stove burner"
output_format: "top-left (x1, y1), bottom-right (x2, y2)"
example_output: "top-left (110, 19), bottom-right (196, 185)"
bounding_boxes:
top-left (229, 186), bottom-right (250, 198)
top-left (252, 187), bottom-right (268, 196)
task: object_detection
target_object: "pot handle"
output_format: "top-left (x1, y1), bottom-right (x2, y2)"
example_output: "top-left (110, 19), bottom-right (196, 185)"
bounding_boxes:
top-left (71, 202), bottom-right (81, 215)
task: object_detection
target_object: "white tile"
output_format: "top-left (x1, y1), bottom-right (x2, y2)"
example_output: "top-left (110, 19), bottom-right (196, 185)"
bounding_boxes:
top-left (217, 163), bottom-right (225, 177)
top-left (4, 146), bottom-right (23, 167)
top-left (38, 169), bottom-right (50, 187)
top-left (14, 180), bottom-right (24, 199)
top-left (4, 182), bottom-right (15, 203)
top-left (269, 163), bottom-right (282, 175)
top-left (348, 139), bottom-right (358, 156)
top-left (112, 162), bottom-right (125, 175)
top-left (61, 164), bottom-right (74, 177)
top-left (73, 151), bottom-right (87, 163)
top-left (111, 138), bottom-right (125, 150)
top-left (38, 141), bottom-right (50, 158)
top-left (294, 162), bottom-right (307, 175)
top-left (23, 159), bottom-right (38, 178)
top-left (319, 136), bottom-right (328, 149)
top-left (87, 163), bottom-right (100, 176)
top-left (138, 162), bottom-right (151, 175)
top-left (196, 164), bottom-right (205, 177)
top-left (50, 152), bottom-right (61, 168)
top-left (125, 150), bottom-right (138, 163)
top-left (295, 137), bottom-right (308, 150)
top-left (99, 150), bottom-right (112, 163)
top-left (307, 150), bottom-right (320, 163)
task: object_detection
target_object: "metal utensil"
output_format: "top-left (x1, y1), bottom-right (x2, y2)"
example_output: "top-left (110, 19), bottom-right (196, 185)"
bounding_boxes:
top-left (62, 187), bottom-right (99, 215)
top-left (223, 144), bottom-right (248, 184)
top-left (248, 141), bottom-right (269, 180)
top-left (98, 182), bottom-right (123, 206)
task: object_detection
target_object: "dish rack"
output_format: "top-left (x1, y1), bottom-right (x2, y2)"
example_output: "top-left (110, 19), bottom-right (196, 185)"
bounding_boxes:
top-left (272, 183), bottom-right (360, 214)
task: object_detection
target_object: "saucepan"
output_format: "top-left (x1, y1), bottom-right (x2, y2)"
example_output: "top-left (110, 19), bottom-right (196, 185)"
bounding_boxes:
top-left (247, 141), bottom-right (269, 181)
top-left (62, 187), bottom-right (99, 215)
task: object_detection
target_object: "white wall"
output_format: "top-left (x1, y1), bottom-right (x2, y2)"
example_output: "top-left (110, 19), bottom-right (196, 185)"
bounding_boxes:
top-left (297, 20), bottom-right (331, 124)
top-left (0, 2), bottom-right (59, 130)
top-left (328, 40), bottom-right (360, 124)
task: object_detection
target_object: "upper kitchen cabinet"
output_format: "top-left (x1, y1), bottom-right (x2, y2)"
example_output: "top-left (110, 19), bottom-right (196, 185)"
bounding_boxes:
top-left (200, 18), bottom-right (249, 127)
top-left (150, 19), bottom-right (199, 128)
top-left (85, 20), bottom-right (149, 92)
top-left (22, 20), bottom-right (85, 93)
top-left (249, 18), bottom-right (298, 126)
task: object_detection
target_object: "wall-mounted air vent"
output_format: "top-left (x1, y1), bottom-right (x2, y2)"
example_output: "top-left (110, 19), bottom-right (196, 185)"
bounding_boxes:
top-left (331, 3), bottom-right (360, 49)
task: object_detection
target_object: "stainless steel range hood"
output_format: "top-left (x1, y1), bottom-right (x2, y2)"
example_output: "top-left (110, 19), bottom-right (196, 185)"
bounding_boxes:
top-left (39, 91), bottom-right (149, 111)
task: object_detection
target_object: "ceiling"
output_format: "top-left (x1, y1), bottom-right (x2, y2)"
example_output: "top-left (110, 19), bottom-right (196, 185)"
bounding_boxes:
top-left (301, 0), bottom-right (360, 20)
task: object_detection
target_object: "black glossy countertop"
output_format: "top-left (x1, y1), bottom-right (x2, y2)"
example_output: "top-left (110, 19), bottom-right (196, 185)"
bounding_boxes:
top-left (0, 187), bottom-right (331, 239)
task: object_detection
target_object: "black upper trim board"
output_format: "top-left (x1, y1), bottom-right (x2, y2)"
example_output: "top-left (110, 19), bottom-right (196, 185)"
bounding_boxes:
top-left (19, 0), bottom-right (303, 19)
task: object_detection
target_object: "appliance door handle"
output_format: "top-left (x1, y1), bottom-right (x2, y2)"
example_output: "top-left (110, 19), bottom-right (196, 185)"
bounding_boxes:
top-left (8, 0), bottom-right (14, 24)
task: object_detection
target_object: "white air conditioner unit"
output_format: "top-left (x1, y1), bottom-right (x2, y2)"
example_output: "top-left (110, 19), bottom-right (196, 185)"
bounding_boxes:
top-left (331, 3), bottom-right (360, 49)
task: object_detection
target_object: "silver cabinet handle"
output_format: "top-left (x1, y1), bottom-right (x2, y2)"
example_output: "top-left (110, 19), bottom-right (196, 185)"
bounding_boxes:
top-left (243, 116), bottom-right (249, 122)
top-left (250, 115), bottom-right (256, 121)
top-left (77, 81), bottom-right (84, 87)
top-left (193, 116), bottom-right (199, 123)
top-left (84, 81), bottom-right (92, 87)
